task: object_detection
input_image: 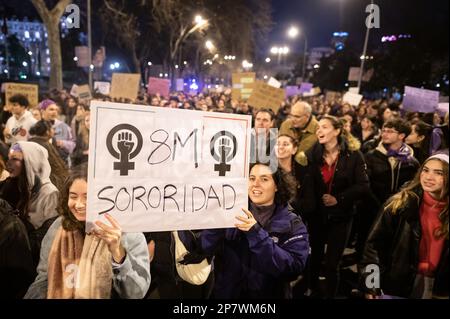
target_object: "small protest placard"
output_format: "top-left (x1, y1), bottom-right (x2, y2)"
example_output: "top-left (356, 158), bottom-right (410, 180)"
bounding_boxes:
top-left (110, 73), bottom-right (141, 101)
top-left (247, 81), bottom-right (285, 113)
top-left (403, 86), bottom-right (439, 113)
top-left (4, 83), bottom-right (39, 107)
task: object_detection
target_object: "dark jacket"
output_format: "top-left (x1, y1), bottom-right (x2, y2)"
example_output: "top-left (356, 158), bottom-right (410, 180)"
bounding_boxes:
top-left (364, 143), bottom-right (420, 206)
top-left (0, 199), bottom-right (35, 298)
top-left (297, 139), bottom-right (370, 222)
top-left (201, 204), bottom-right (309, 299)
top-left (144, 230), bottom-right (213, 298)
top-left (359, 187), bottom-right (449, 298)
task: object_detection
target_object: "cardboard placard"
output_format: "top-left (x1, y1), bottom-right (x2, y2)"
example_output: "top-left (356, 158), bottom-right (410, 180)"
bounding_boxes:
top-left (87, 101), bottom-right (252, 232)
top-left (110, 73), bottom-right (141, 101)
top-left (247, 81), bottom-right (285, 113)
top-left (232, 72), bottom-right (255, 101)
top-left (77, 84), bottom-right (92, 102)
top-left (4, 83), bottom-right (39, 107)
top-left (147, 77), bottom-right (170, 98)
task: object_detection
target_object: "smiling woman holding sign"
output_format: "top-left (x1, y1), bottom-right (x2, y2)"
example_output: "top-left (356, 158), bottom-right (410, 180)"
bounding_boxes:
top-left (24, 165), bottom-right (151, 299)
top-left (200, 162), bottom-right (309, 298)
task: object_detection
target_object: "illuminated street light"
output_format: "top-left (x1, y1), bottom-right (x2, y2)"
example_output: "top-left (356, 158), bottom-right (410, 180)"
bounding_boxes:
top-left (22, 61), bottom-right (28, 67)
top-left (114, 62), bottom-right (120, 68)
top-left (110, 64), bottom-right (115, 70)
top-left (287, 26), bottom-right (299, 38)
top-left (205, 40), bottom-right (214, 50)
top-left (265, 57), bottom-right (271, 63)
top-left (147, 61), bottom-right (152, 66)
top-left (270, 47), bottom-right (279, 54)
top-left (73, 56), bottom-right (78, 61)
top-left (28, 51), bottom-right (33, 56)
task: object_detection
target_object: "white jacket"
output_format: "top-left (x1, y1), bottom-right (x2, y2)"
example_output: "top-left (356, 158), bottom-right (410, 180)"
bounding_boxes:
top-left (5, 110), bottom-right (37, 144)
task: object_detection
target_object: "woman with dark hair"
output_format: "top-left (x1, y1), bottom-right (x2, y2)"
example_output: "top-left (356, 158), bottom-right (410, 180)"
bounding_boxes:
top-left (71, 112), bottom-right (90, 166)
top-left (360, 153), bottom-right (448, 299)
top-left (0, 142), bottom-right (59, 268)
top-left (24, 165), bottom-right (151, 299)
top-left (354, 115), bottom-right (379, 146)
top-left (406, 120), bottom-right (433, 165)
top-left (29, 120), bottom-right (69, 191)
top-left (62, 96), bottom-right (78, 126)
top-left (200, 162), bottom-right (309, 298)
top-left (299, 115), bottom-right (370, 298)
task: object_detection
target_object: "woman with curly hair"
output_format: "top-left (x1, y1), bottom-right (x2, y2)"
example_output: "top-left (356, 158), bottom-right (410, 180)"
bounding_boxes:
top-left (200, 162), bottom-right (309, 298)
top-left (360, 153), bottom-right (448, 299)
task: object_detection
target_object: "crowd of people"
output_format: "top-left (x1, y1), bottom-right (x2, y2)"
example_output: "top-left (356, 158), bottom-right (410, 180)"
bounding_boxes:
top-left (0, 84), bottom-right (448, 299)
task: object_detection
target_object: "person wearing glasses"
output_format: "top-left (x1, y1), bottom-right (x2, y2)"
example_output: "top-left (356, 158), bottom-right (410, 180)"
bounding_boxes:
top-left (279, 102), bottom-right (319, 162)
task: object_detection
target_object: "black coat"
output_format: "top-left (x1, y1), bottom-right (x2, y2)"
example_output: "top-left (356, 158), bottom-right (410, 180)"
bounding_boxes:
top-left (359, 188), bottom-right (448, 298)
top-left (0, 199), bottom-right (35, 298)
top-left (364, 144), bottom-right (420, 206)
top-left (297, 140), bottom-right (370, 222)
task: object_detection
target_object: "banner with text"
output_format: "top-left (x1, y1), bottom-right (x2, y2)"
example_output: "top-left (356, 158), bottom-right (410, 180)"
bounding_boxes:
top-left (247, 81), bottom-right (285, 113)
top-left (5, 83), bottom-right (39, 107)
top-left (87, 101), bottom-right (251, 232)
top-left (232, 72), bottom-right (255, 101)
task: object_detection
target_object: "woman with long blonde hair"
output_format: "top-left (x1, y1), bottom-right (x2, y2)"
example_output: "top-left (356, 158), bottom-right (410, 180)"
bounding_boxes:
top-left (360, 153), bottom-right (449, 299)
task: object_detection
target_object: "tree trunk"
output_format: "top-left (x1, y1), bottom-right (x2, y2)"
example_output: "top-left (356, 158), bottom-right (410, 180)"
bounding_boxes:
top-left (31, 0), bottom-right (71, 90)
top-left (47, 20), bottom-right (63, 89)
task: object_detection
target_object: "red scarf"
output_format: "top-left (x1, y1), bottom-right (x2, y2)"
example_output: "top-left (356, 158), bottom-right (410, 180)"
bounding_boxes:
top-left (418, 191), bottom-right (446, 276)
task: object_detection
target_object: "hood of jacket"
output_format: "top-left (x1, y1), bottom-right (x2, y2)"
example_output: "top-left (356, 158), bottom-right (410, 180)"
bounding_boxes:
top-left (16, 141), bottom-right (52, 188)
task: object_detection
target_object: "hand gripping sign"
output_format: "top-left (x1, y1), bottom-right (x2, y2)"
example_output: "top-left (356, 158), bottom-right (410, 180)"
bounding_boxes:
top-left (87, 101), bottom-right (252, 232)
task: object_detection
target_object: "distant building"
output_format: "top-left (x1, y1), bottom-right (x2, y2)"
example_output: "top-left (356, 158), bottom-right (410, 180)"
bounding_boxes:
top-left (308, 47), bottom-right (334, 69)
top-left (0, 17), bottom-right (70, 78)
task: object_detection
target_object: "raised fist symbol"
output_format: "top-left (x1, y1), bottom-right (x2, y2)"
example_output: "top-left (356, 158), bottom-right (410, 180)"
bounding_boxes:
top-left (219, 137), bottom-right (232, 159)
top-left (117, 131), bottom-right (134, 161)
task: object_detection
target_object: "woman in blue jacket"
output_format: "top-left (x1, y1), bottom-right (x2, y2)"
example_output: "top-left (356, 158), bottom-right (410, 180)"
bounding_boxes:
top-left (201, 162), bottom-right (309, 298)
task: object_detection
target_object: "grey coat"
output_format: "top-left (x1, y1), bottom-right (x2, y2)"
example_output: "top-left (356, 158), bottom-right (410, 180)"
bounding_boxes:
top-left (24, 217), bottom-right (151, 299)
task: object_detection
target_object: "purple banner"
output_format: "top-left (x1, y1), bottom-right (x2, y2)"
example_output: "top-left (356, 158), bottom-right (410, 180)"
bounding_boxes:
top-left (403, 86), bottom-right (439, 113)
top-left (300, 82), bottom-right (313, 93)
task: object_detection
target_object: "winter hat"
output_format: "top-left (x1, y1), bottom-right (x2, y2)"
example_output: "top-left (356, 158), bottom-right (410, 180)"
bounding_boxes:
top-left (39, 99), bottom-right (56, 111)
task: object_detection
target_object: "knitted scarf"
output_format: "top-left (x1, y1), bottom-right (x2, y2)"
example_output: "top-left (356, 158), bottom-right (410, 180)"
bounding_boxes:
top-left (47, 227), bottom-right (113, 299)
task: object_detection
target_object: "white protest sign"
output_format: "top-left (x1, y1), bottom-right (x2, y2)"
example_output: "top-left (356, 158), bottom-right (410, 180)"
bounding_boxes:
top-left (343, 92), bottom-right (363, 106)
top-left (437, 103), bottom-right (449, 117)
top-left (70, 84), bottom-right (78, 97)
top-left (349, 87), bottom-right (359, 94)
top-left (94, 81), bottom-right (111, 95)
top-left (267, 77), bottom-right (281, 88)
top-left (87, 101), bottom-right (252, 232)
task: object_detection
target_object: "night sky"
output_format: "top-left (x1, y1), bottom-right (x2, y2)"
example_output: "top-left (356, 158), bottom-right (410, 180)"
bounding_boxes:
top-left (269, 0), bottom-right (449, 53)
top-left (1, 0), bottom-right (448, 56)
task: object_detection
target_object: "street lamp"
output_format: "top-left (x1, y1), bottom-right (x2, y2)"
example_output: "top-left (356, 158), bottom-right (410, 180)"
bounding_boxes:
top-left (270, 46), bottom-right (289, 64)
top-left (287, 26), bottom-right (299, 38)
top-left (286, 26), bottom-right (308, 81)
top-left (205, 40), bottom-right (214, 51)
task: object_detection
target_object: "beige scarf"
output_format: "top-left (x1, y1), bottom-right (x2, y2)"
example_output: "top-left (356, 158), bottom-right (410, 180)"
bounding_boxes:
top-left (47, 227), bottom-right (113, 299)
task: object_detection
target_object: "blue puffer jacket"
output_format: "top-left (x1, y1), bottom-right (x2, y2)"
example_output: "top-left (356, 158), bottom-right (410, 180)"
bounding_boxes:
top-left (201, 204), bottom-right (309, 299)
